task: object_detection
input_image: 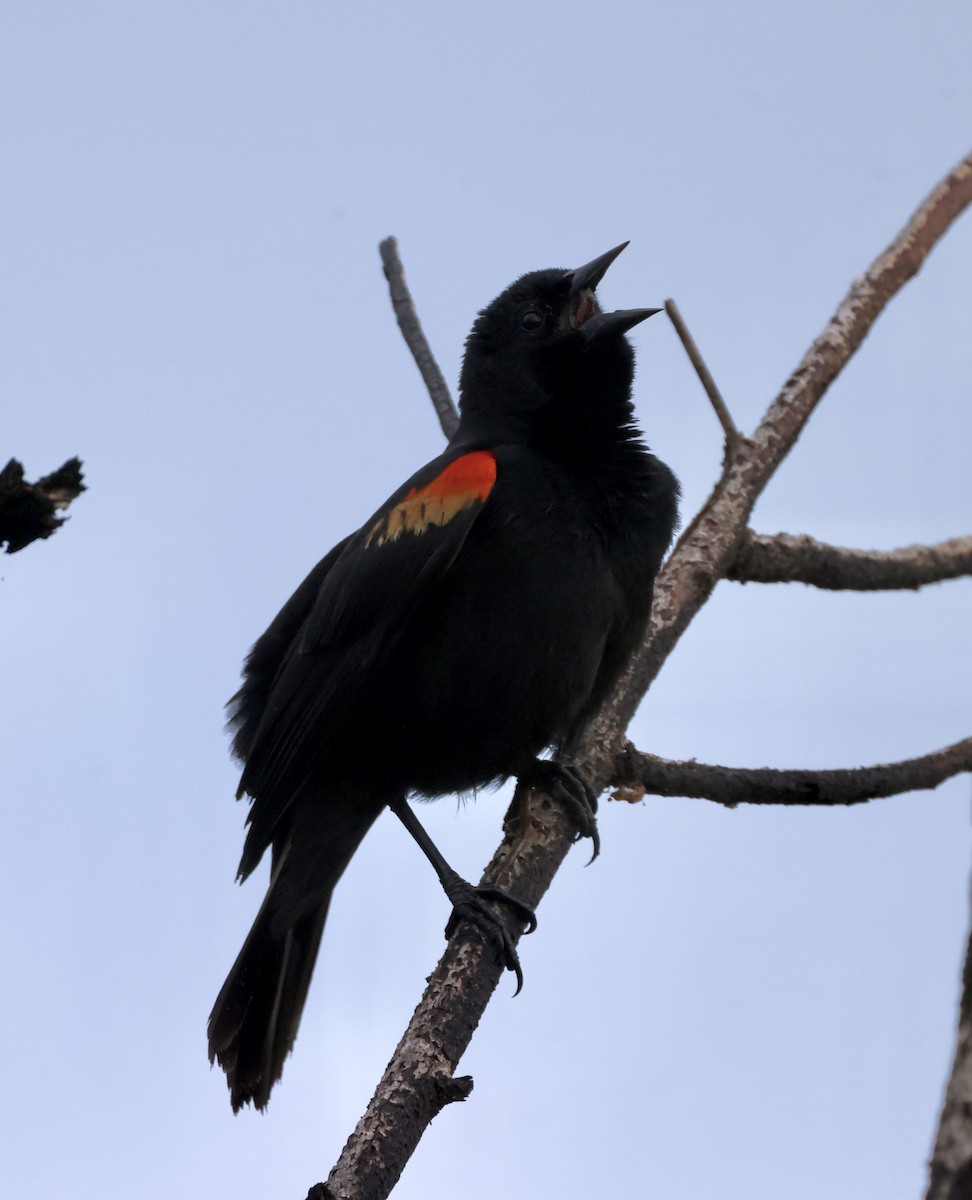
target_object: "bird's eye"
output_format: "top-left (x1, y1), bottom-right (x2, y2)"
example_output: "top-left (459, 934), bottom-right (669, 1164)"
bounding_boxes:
top-left (520, 310), bottom-right (545, 332)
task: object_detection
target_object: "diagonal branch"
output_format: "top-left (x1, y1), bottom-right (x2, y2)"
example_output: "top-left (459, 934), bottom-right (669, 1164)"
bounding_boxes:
top-left (727, 529), bottom-right (972, 590)
top-left (927, 904), bottom-right (972, 1199)
top-left (609, 738), bottom-right (972, 808)
top-left (320, 150), bottom-right (972, 1200)
top-left (581, 148), bottom-right (972, 781)
top-left (379, 237), bottom-right (460, 439)
top-left (664, 297), bottom-right (742, 453)
top-left (314, 793), bottom-right (578, 1200)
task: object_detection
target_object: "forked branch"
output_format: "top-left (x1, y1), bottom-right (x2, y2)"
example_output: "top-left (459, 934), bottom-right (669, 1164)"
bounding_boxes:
top-left (318, 150), bottom-right (972, 1200)
top-left (583, 149), bottom-right (972, 776)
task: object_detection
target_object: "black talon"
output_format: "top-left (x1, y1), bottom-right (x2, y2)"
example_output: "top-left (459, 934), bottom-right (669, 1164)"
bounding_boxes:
top-left (520, 760), bottom-right (601, 862)
top-left (390, 797), bottom-right (536, 992)
top-left (466, 883), bottom-right (538, 934)
top-left (441, 869), bottom-right (535, 994)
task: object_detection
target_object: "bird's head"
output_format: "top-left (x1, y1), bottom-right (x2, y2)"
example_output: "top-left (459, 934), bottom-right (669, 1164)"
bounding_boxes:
top-left (457, 243), bottom-right (659, 442)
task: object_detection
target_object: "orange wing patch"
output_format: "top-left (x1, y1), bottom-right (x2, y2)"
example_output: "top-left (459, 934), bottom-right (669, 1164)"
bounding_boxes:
top-left (365, 451), bottom-right (497, 548)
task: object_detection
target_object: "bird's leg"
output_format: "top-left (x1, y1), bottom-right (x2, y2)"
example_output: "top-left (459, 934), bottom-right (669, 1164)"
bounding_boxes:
top-left (519, 759), bottom-right (601, 863)
top-left (389, 797), bottom-right (537, 994)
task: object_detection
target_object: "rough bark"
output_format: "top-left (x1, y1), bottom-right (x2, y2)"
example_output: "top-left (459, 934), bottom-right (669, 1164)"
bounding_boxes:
top-left (583, 149), bottom-right (972, 779)
top-left (728, 530), bottom-right (972, 591)
top-left (315, 792), bottom-right (577, 1200)
top-left (927, 915), bottom-right (972, 1200)
top-left (610, 738), bottom-right (972, 808)
top-left (379, 236), bottom-right (459, 439)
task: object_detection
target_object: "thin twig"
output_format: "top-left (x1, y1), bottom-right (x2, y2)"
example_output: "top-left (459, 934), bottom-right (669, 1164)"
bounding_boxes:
top-left (379, 237), bottom-right (460, 438)
top-left (728, 530), bottom-right (972, 590)
top-left (664, 298), bottom-right (741, 452)
top-left (610, 738), bottom-right (972, 808)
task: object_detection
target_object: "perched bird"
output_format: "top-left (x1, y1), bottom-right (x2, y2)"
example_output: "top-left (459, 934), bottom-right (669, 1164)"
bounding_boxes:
top-left (208, 242), bottom-right (680, 1111)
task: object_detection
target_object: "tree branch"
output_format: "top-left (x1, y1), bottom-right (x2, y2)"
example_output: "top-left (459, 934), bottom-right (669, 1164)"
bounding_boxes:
top-left (323, 151), bottom-right (972, 1200)
top-left (927, 905), bottom-right (972, 1200)
top-left (0, 457), bottom-right (85, 554)
top-left (378, 237), bottom-right (460, 439)
top-left (727, 529), bottom-right (972, 590)
top-left (318, 792), bottom-right (578, 1200)
top-left (609, 738), bottom-right (972, 808)
top-left (581, 148), bottom-right (972, 782)
top-left (664, 297), bottom-right (741, 454)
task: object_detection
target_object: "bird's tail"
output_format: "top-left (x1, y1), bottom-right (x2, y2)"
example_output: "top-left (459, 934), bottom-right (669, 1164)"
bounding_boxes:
top-left (207, 793), bottom-right (384, 1111)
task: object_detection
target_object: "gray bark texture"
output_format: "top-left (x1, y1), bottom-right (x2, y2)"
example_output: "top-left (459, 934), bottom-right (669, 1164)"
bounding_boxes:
top-left (927, 924), bottom-right (972, 1200)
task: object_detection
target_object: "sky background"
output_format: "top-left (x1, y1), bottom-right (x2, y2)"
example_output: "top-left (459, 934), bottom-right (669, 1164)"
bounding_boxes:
top-left (2, 3), bottom-right (971, 1198)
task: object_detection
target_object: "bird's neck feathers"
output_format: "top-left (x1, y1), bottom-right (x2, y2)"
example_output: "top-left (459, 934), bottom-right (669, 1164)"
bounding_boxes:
top-left (457, 343), bottom-right (643, 459)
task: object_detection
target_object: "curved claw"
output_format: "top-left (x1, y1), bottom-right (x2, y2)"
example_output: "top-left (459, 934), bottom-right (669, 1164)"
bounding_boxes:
top-left (521, 760), bottom-right (601, 863)
top-left (441, 872), bottom-right (537, 994)
top-left (472, 884), bottom-right (538, 934)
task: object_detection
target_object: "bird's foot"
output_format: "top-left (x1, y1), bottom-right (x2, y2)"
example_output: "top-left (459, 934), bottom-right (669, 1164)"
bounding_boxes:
top-left (519, 760), bottom-right (601, 863)
top-left (441, 869), bottom-right (537, 995)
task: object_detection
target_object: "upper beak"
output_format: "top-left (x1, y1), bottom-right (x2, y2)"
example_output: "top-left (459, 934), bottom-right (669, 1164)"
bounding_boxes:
top-left (565, 242), bottom-right (661, 339)
top-left (567, 242), bottom-right (630, 298)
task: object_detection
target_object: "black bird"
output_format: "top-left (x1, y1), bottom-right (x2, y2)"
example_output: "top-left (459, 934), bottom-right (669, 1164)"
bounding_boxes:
top-left (208, 243), bottom-right (680, 1111)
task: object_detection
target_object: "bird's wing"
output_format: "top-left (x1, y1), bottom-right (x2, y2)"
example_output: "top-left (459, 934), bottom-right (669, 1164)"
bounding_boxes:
top-left (298, 446), bottom-right (497, 652)
top-left (232, 446), bottom-right (498, 873)
top-left (226, 536), bottom-right (352, 766)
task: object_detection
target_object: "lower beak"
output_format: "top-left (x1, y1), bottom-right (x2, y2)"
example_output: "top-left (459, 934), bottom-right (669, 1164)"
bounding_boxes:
top-left (579, 307), bottom-right (662, 342)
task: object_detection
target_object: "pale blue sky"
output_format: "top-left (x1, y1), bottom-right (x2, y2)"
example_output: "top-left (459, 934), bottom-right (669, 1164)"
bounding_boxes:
top-left (2, 3), bottom-right (971, 1197)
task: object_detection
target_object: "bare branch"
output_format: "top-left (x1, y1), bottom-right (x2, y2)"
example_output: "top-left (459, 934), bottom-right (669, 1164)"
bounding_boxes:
top-left (581, 148), bottom-right (972, 782)
top-left (0, 457), bottom-right (85, 554)
top-left (664, 298), bottom-right (742, 452)
top-left (319, 791), bottom-right (578, 1200)
top-left (728, 529), bottom-right (972, 590)
top-left (379, 237), bottom-right (460, 438)
top-left (927, 909), bottom-right (972, 1200)
top-left (609, 738), bottom-right (972, 808)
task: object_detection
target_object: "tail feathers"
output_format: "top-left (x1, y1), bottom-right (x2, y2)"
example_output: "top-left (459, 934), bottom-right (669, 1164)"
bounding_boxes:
top-left (208, 887), bottom-right (330, 1112)
top-left (209, 790), bottom-right (388, 1111)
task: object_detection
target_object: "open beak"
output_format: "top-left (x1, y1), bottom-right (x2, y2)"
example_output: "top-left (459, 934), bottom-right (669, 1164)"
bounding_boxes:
top-left (566, 242), bottom-right (661, 340)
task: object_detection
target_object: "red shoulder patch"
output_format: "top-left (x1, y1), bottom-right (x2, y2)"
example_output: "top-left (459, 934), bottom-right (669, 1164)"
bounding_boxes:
top-left (365, 451), bottom-right (497, 548)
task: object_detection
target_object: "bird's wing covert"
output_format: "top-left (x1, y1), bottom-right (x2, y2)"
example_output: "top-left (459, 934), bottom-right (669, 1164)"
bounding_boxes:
top-left (298, 448), bottom-right (498, 653)
top-left (362, 449), bottom-right (496, 548)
